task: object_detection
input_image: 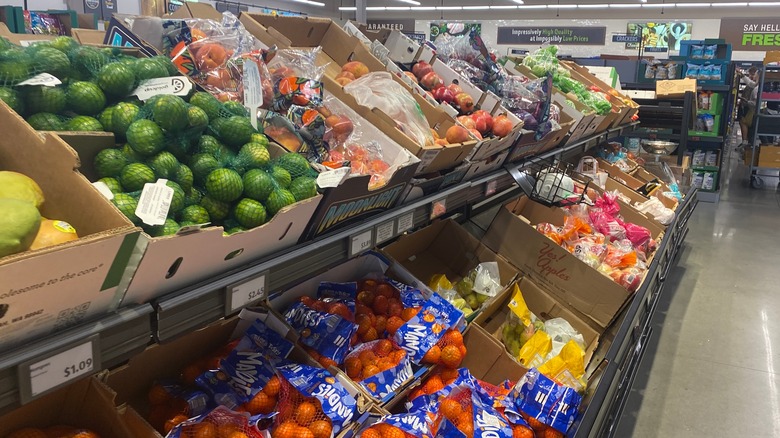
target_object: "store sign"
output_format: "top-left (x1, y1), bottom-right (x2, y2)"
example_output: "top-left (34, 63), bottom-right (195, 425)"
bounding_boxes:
top-left (405, 32), bottom-right (426, 45)
top-left (645, 47), bottom-right (668, 53)
top-left (366, 19), bottom-right (416, 32)
top-left (720, 18), bottom-right (780, 51)
top-left (100, 0), bottom-right (116, 21)
top-left (612, 34), bottom-right (641, 43)
top-left (496, 26), bottom-right (606, 45)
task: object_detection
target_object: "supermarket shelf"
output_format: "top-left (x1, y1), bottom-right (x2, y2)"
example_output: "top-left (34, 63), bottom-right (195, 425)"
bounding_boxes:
top-left (624, 82), bottom-right (730, 92)
top-left (628, 131), bottom-right (682, 141)
top-left (686, 135), bottom-right (724, 144)
top-left (0, 123), bottom-right (641, 419)
top-left (0, 304), bottom-right (153, 413)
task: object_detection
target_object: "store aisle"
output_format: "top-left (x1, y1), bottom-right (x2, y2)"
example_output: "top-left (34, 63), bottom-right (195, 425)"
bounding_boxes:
top-left (617, 146), bottom-right (780, 436)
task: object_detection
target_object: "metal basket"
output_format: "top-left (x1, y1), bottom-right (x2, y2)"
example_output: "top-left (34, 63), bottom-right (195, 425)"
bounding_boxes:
top-left (508, 158), bottom-right (591, 208)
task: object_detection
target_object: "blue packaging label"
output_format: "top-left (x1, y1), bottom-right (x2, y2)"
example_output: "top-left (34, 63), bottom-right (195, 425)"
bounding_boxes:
top-left (386, 278), bottom-right (427, 307)
top-left (220, 350), bottom-right (281, 403)
top-left (504, 368), bottom-right (583, 434)
top-left (317, 281), bottom-right (358, 308)
top-left (284, 301), bottom-right (358, 364)
top-left (278, 363), bottom-right (357, 433)
top-left (235, 318), bottom-right (294, 359)
top-left (194, 370), bottom-right (243, 410)
top-left (392, 293), bottom-right (464, 364)
top-left (378, 411), bottom-right (433, 438)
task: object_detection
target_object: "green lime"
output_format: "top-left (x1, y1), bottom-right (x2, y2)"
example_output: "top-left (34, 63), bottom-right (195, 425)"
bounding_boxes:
top-left (151, 55), bottom-right (179, 76)
top-left (190, 153), bottom-right (220, 183)
top-left (174, 164), bottom-right (194, 193)
top-left (121, 144), bottom-right (142, 164)
top-left (224, 226), bottom-right (246, 235)
top-left (126, 119), bottom-right (165, 156)
top-left (111, 102), bottom-right (140, 138)
top-left (133, 58), bottom-right (168, 81)
top-left (120, 163), bottom-right (156, 192)
top-left (184, 187), bottom-right (203, 206)
top-left (24, 86), bottom-right (66, 115)
top-left (166, 181), bottom-right (185, 215)
top-left (187, 105), bottom-right (209, 131)
top-left (49, 36), bottom-right (78, 54)
top-left (98, 106), bottom-right (115, 133)
top-left (250, 133), bottom-right (269, 147)
top-left (26, 112), bottom-right (63, 130)
top-left (289, 176), bottom-right (318, 201)
top-left (197, 135), bottom-right (223, 156)
top-left (97, 63), bottom-right (136, 99)
top-left (233, 198), bottom-right (267, 228)
top-left (275, 153), bottom-right (311, 178)
top-left (270, 166), bottom-right (292, 188)
top-left (35, 47), bottom-right (71, 80)
top-left (147, 151), bottom-right (180, 179)
top-left (0, 48), bottom-right (33, 85)
top-left (71, 46), bottom-right (109, 79)
top-left (265, 188), bottom-right (297, 216)
top-left (189, 91), bottom-right (221, 121)
top-left (216, 115), bottom-right (255, 149)
top-left (179, 220), bottom-right (197, 227)
top-left (236, 142), bottom-right (271, 172)
top-left (0, 87), bottom-right (24, 114)
top-left (98, 177), bottom-right (123, 193)
top-left (179, 204), bottom-right (210, 224)
top-left (200, 195), bottom-right (230, 221)
top-left (112, 193), bottom-right (140, 224)
top-left (242, 169), bottom-right (275, 202)
top-left (224, 100), bottom-right (249, 116)
top-left (65, 115), bottom-right (103, 131)
top-left (94, 148), bottom-right (128, 178)
top-left (67, 81), bottom-right (106, 115)
top-left (205, 168), bottom-right (243, 202)
top-left (147, 94), bottom-right (188, 132)
top-left (147, 218), bottom-right (180, 237)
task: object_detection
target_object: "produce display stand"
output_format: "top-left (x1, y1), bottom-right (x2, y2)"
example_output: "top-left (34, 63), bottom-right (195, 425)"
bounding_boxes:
top-left (0, 118), bottom-right (700, 436)
top-left (748, 65), bottom-right (780, 189)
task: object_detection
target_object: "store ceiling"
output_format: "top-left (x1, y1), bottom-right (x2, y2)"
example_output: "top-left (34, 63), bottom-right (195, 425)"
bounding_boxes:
top-left (335, 0), bottom-right (778, 11)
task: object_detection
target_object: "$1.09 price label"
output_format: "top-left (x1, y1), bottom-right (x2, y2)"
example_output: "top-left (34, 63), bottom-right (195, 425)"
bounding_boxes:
top-left (23, 339), bottom-right (98, 400)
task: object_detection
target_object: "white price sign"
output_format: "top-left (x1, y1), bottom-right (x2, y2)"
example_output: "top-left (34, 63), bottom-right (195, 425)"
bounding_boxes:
top-left (20, 337), bottom-right (99, 401)
top-left (226, 273), bottom-right (268, 315)
top-left (349, 230), bottom-right (374, 257)
top-left (375, 221), bottom-right (395, 244)
top-left (397, 212), bottom-right (414, 233)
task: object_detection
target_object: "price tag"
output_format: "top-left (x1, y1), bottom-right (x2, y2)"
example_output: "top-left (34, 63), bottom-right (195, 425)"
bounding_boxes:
top-left (430, 198), bottom-right (447, 219)
top-left (417, 149), bottom-right (440, 173)
top-left (316, 167), bottom-right (350, 188)
top-left (135, 179), bottom-right (174, 226)
top-left (92, 181), bottom-right (114, 201)
top-left (485, 179), bottom-right (498, 197)
top-left (131, 76), bottom-right (192, 101)
top-left (397, 212), bottom-right (414, 233)
top-left (348, 229), bottom-right (373, 257)
top-left (243, 62), bottom-right (263, 130)
top-left (375, 221), bottom-right (395, 245)
top-left (19, 336), bottom-right (100, 402)
top-left (226, 272), bottom-right (268, 315)
top-left (17, 73), bottom-right (62, 87)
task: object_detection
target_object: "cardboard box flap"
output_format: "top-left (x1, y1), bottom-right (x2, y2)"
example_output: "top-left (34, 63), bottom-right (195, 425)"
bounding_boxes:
top-left (460, 324), bottom-right (527, 385)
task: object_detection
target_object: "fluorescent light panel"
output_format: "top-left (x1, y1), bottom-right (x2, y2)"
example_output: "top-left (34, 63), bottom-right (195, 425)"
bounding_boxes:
top-left (395, 0), bottom-right (420, 4)
top-left (490, 4), bottom-right (518, 8)
top-left (579, 3), bottom-right (609, 7)
top-left (338, 1), bottom-right (780, 12)
top-left (748, 1), bottom-right (780, 4)
top-left (290, 0), bottom-right (325, 5)
top-left (610, 3), bottom-right (642, 7)
top-left (553, 4), bottom-right (578, 7)
top-left (711, 2), bottom-right (747, 5)
top-left (385, 5), bottom-right (411, 9)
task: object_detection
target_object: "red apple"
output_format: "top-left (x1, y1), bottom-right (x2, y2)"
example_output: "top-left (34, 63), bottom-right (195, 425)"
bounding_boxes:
top-left (342, 61), bottom-right (369, 78)
top-left (420, 71), bottom-right (443, 90)
top-left (432, 86), bottom-right (455, 103)
top-left (456, 115), bottom-right (476, 130)
top-left (448, 83), bottom-right (463, 95)
top-left (335, 77), bottom-right (353, 86)
top-left (412, 61), bottom-right (433, 80)
top-left (454, 92), bottom-right (475, 113)
top-left (468, 128), bottom-right (483, 140)
top-left (471, 110), bottom-right (493, 134)
top-left (336, 70), bottom-right (356, 81)
top-left (492, 115), bottom-right (514, 138)
top-left (445, 125), bottom-right (470, 144)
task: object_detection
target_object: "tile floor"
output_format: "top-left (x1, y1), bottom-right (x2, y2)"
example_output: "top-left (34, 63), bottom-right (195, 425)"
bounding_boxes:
top-left (616, 144), bottom-right (780, 436)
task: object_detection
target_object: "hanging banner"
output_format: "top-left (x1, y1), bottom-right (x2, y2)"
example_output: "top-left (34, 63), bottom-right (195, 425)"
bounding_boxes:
top-left (720, 18), bottom-right (780, 51)
top-left (612, 34), bottom-right (641, 43)
top-left (496, 26), bottom-right (606, 45)
top-left (100, 0), bottom-right (116, 21)
top-left (626, 22), bottom-right (692, 50)
top-left (429, 22), bottom-right (481, 42)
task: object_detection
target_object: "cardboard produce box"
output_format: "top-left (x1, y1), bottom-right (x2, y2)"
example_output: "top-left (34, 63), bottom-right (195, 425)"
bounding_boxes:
top-left (0, 103), bottom-right (141, 350)
top-left (239, 13), bottom-right (477, 177)
top-left (381, 219), bottom-right (519, 318)
top-left (475, 277), bottom-right (602, 368)
top-left (564, 61), bottom-right (639, 127)
top-left (656, 78), bottom-right (697, 98)
top-left (506, 110), bottom-right (574, 163)
top-left (482, 196), bottom-right (663, 329)
top-left (267, 251), bottom-right (436, 407)
top-left (557, 61), bottom-right (631, 130)
top-left (759, 145), bottom-right (780, 168)
top-left (0, 377), bottom-right (142, 438)
top-left (59, 134), bottom-right (323, 306)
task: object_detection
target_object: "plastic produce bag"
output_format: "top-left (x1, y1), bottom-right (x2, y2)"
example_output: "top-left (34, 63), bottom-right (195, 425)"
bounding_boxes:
top-left (502, 283), bottom-right (545, 357)
top-left (343, 71), bottom-right (435, 148)
top-left (166, 406), bottom-right (264, 438)
top-left (342, 339), bottom-right (413, 399)
top-left (636, 197), bottom-right (675, 225)
top-left (503, 368), bottom-right (582, 436)
top-left (538, 340), bottom-right (587, 391)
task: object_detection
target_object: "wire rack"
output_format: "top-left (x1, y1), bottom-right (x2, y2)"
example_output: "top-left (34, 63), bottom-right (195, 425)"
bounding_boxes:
top-left (507, 158), bottom-right (592, 207)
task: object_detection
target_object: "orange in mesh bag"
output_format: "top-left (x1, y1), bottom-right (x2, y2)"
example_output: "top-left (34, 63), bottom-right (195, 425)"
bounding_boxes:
top-left (432, 387), bottom-right (474, 437)
top-left (167, 406), bottom-right (263, 438)
top-left (270, 376), bottom-right (334, 438)
top-left (421, 329), bottom-right (467, 369)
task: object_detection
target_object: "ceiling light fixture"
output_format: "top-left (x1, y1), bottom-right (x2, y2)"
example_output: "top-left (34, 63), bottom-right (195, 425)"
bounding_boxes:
top-left (490, 4), bottom-right (518, 8)
top-left (410, 5), bottom-right (437, 9)
top-left (290, 0), bottom-right (326, 6)
top-left (553, 4), bottom-right (578, 8)
top-left (579, 3), bottom-right (610, 6)
top-left (512, 0), bottom-right (525, 3)
top-left (366, 6), bottom-right (385, 10)
top-left (394, 0), bottom-right (421, 4)
top-left (711, 2), bottom-right (747, 5)
top-left (675, 2), bottom-right (711, 5)
top-left (385, 6), bottom-right (412, 9)
top-left (338, 5), bottom-right (356, 10)
top-left (610, 3), bottom-right (642, 7)
top-left (747, 1), bottom-right (780, 4)
top-left (641, 3), bottom-right (671, 6)
top-left (517, 4), bottom-right (548, 7)
top-left (462, 5), bottom-right (492, 8)
top-left (436, 5), bottom-right (462, 9)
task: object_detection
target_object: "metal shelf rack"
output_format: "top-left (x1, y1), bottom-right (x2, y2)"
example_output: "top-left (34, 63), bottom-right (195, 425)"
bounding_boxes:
top-left (748, 65), bottom-right (780, 189)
